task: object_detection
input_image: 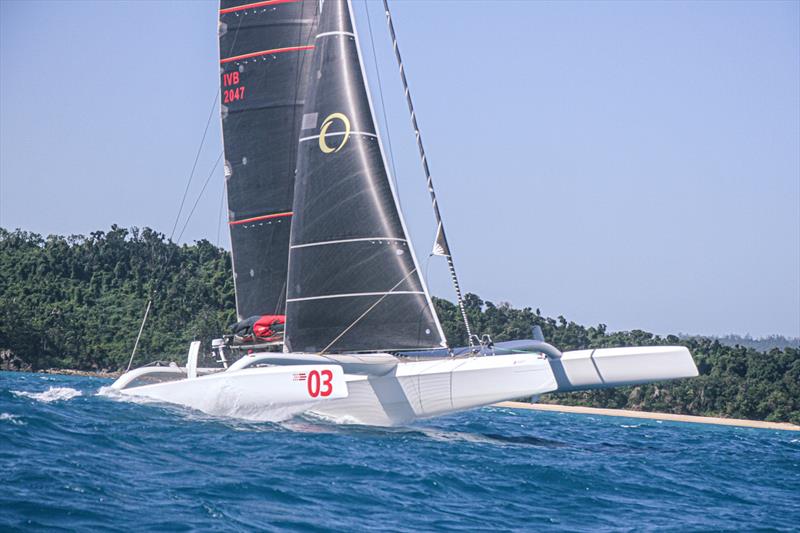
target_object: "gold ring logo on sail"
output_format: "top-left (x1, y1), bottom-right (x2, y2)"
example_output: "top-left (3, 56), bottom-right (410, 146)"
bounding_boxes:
top-left (319, 113), bottom-right (351, 154)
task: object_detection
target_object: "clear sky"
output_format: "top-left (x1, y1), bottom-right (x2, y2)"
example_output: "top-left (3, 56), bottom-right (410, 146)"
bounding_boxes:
top-left (1, 0), bottom-right (798, 338)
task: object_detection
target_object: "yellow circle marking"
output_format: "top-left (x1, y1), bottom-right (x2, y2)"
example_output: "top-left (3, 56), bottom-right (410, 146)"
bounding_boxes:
top-left (319, 112), bottom-right (351, 154)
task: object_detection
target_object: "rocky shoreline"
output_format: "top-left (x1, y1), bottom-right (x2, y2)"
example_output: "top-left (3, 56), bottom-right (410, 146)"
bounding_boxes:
top-left (0, 366), bottom-right (121, 379)
top-left (1, 349), bottom-right (122, 378)
top-left (38, 368), bottom-right (122, 379)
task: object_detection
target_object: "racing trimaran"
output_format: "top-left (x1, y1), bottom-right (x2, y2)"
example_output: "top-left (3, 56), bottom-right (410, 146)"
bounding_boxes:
top-left (111, 0), bottom-right (698, 425)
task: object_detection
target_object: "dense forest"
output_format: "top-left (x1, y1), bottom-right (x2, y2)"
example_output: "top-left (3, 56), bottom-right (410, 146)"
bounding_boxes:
top-left (695, 334), bottom-right (799, 351)
top-left (1, 227), bottom-right (798, 424)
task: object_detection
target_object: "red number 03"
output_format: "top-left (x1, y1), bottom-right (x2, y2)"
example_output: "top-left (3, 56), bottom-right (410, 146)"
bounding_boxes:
top-left (307, 369), bottom-right (333, 398)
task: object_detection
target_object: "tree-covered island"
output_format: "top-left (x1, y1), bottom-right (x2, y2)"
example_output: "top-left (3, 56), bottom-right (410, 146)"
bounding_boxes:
top-left (1, 227), bottom-right (798, 424)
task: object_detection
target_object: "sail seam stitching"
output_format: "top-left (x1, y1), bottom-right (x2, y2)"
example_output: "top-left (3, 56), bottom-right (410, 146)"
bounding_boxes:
top-left (299, 131), bottom-right (377, 142)
top-left (291, 237), bottom-right (406, 249)
top-left (220, 0), bottom-right (300, 15)
top-left (220, 45), bottom-right (315, 64)
top-left (229, 212), bottom-right (293, 225)
top-left (287, 291), bottom-right (424, 303)
top-left (316, 31), bottom-right (355, 39)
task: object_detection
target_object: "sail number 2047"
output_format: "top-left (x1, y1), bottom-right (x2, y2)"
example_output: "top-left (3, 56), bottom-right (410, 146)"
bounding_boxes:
top-left (222, 71), bottom-right (246, 104)
top-left (223, 87), bottom-right (245, 103)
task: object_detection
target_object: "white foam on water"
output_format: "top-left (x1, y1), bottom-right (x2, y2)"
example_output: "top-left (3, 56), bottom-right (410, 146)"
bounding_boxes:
top-left (181, 403), bottom-right (306, 424)
top-left (416, 427), bottom-right (510, 445)
top-left (304, 410), bottom-right (362, 425)
top-left (12, 387), bottom-right (82, 403)
top-left (96, 385), bottom-right (124, 400)
top-left (278, 418), bottom-right (338, 433)
top-left (621, 424), bottom-right (642, 428)
top-left (97, 386), bottom-right (182, 408)
top-left (0, 413), bottom-right (25, 425)
top-left (201, 402), bottom-right (308, 423)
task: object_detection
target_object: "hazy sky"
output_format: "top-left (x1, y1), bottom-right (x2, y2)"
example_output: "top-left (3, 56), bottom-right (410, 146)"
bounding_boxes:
top-left (1, 0), bottom-right (798, 337)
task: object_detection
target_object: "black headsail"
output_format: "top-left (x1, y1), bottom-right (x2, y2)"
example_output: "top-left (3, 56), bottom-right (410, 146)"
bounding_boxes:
top-left (219, 0), bottom-right (318, 320)
top-left (285, 0), bottom-right (447, 353)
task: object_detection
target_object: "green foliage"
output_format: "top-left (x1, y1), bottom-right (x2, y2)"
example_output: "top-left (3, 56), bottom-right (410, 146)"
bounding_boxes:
top-left (1, 226), bottom-right (797, 424)
top-left (432, 295), bottom-right (800, 425)
top-left (694, 333), bottom-right (799, 351)
top-left (0, 226), bottom-right (235, 371)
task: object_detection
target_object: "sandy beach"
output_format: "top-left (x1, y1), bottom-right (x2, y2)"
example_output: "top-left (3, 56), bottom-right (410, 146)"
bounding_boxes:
top-left (495, 401), bottom-right (800, 431)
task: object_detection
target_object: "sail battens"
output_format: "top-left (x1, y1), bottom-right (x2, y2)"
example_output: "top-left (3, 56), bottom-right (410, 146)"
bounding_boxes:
top-left (220, 45), bottom-right (314, 64)
top-left (225, 101), bottom-right (308, 114)
top-left (220, 0), bottom-right (299, 15)
top-left (315, 31), bottom-right (355, 39)
top-left (288, 291), bottom-right (425, 303)
top-left (229, 212), bottom-right (293, 226)
top-left (298, 131), bottom-right (377, 143)
top-left (291, 237), bottom-right (406, 249)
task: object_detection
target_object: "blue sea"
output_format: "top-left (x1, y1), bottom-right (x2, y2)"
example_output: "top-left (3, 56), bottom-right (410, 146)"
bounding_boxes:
top-left (1, 371), bottom-right (798, 531)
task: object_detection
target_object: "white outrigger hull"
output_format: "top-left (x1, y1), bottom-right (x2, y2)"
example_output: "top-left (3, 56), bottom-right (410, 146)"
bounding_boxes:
top-left (110, 345), bottom-right (697, 426)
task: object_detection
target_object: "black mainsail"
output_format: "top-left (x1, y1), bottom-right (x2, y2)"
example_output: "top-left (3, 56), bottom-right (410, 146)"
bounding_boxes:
top-left (219, 0), bottom-right (318, 320)
top-left (285, 0), bottom-right (446, 353)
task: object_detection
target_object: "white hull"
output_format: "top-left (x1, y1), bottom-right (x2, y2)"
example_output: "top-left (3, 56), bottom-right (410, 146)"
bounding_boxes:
top-left (310, 353), bottom-right (557, 425)
top-left (109, 345), bottom-right (697, 426)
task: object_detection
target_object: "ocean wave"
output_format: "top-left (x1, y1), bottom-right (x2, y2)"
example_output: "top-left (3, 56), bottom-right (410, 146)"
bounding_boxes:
top-left (2, 371), bottom-right (799, 531)
top-left (96, 385), bottom-right (122, 398)
top-left (0, 413), bottom-right (25, 425)
top-left (12, 387), bottom-right (82, 403)
top-left (95, 386), bottom-right (164, 406)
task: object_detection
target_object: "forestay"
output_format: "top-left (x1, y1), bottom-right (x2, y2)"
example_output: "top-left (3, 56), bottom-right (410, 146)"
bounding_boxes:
top-left (285, 0), bottom-right (446, 353)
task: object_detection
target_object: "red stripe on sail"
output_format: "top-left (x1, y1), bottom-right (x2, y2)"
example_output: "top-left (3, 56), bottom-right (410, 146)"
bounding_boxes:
top-left (220, 45), bottom-right (314, 64)
top-left (220, 0), bottom-right (299, 15)
top-left (229, 212), bottom-right (293, 225)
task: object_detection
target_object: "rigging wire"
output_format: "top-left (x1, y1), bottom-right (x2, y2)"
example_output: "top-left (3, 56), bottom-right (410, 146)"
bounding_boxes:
top-left (169, 91), bottom-right (220, 241)
top-left (318, 268), bottom-right (420, 356)
top-left (126, 152), bottom-right (224, 373)
top-left (126, 152), bottom-right (223, 372)
top-left (314, 3), bottom-right (448, 354)
top-left (126, 300), bottom-right (151, 373)
top-left (215, 180), bottom-right (226, 248)
top-left (363, 0), bottom-right (400, 199)
top-left (127, 84), bottom-right (221, 369)
top-left (175, 152), bottom-right (224, 244)
top-left (380, 0), bottom-right (475, 346)
top-left (128, 9), bottom-right (255, 369)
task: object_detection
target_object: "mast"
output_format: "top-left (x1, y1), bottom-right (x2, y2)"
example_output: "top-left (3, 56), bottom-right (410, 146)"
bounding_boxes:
top-left (380, 0), bottom-right (475, 346)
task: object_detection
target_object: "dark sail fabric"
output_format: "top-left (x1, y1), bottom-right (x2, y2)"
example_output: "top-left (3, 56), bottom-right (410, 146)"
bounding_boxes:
top-left (219, 0), bottom-right (318, 319)
top-left (285, 0), bottom-right (446, 353)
